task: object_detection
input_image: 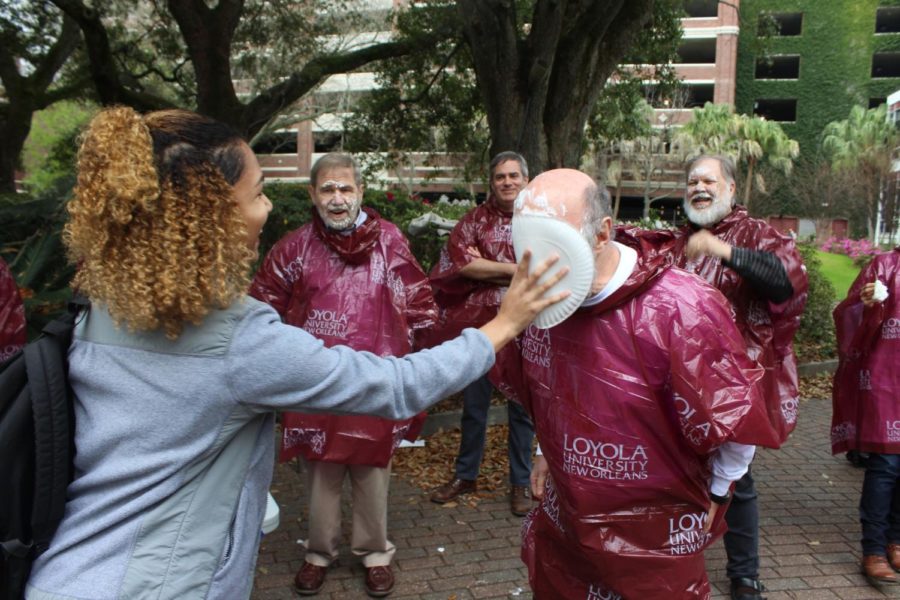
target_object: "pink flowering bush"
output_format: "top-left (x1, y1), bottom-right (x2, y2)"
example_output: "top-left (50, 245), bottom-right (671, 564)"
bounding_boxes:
top-left (819, 236), bottom-right (882, 268)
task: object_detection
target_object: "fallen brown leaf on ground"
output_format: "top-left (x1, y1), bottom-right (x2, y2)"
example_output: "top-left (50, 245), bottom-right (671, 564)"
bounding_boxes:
top-left (799, 373), bottom-right (833, 400)
top-left (393, 424), bottom-right (515, 504)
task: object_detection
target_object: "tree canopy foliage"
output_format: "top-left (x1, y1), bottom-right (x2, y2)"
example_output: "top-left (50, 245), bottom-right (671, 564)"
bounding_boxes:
top-left (348, 0), bottom-right (685, 177)
top-left (679, 102), bottom-right (799, 211)
top-left (823, 104), bottom-right (899, 240)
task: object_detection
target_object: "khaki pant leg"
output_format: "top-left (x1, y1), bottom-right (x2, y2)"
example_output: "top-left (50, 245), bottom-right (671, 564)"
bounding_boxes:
top-left (348, 461), bottom-right (396, 567)
top-left (304, 460), bottom-right (347, 567)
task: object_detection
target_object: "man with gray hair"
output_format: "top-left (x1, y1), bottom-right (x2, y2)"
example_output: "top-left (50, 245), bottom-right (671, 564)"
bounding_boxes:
top-left (251, 152), bottom-right (438, 597)
top-left (670, 154), bottom-right (808, 600)
top-left (488, 169), bottom-right (772, 600)
top-left (492, 168), bottom-right (782, 598)
top-left (429, 151), bottom-right (536, 516)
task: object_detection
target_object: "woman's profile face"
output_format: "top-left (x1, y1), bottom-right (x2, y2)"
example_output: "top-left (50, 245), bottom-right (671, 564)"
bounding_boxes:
top-left (232, 143), bottom-right (272, 254)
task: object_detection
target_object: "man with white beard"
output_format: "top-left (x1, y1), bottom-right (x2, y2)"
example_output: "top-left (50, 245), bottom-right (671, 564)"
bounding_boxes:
top-left (670, 155), bottom-right (808, 600)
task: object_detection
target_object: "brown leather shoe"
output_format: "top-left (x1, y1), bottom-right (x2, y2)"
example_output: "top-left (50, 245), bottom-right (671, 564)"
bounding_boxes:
top-left (510, 485), bottom-right (533, 516)
top-left (430, 477), bottom-right (476, 504)
top-left (862, 555), bottom-right (899, 585)
top-left (294, 561), bottom-right (327, 595)
top-left (364, 565), bottom-right (395, 597)
top-left (889, 544), bottom-right (900, 572)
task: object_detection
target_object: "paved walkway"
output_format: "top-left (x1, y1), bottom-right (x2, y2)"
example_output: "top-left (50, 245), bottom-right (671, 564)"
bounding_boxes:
top-left (252, 396), bottom-right (900, 599)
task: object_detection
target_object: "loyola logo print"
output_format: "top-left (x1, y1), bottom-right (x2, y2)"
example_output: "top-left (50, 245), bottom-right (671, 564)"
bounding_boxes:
top-left (887, 420), bottom-right (900, 442)
top-left (667, 511), bottom-right (712, 556)
top-left (304, 308), bottom-right (349, 339)
top-left (587, 584), bottom-right (621, 600)
top-left (859, 369), bottom-right (872, 391)
top-left (673, 394), bottom-right (711, 446)
top-left (520, 324), bottom-right (551, 368)
top-left (883, 317), bottom-right (900, 340)
top-left (488, 223), bottom-right (512, 244)
top-left (782, 396), bottom-right (799, 424)
top-left (561, 433), bottom-right (649, 481)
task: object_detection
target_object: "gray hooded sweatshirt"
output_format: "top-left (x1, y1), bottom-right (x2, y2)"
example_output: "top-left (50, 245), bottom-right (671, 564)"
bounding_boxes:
top-left (26, 297), bottom-right (493, 599)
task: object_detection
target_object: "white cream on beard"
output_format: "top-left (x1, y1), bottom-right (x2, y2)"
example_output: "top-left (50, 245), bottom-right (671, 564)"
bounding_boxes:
top-left (683, 193), bottom-right (733, 228)
top-left (319, 198), bottom-right (361, 230)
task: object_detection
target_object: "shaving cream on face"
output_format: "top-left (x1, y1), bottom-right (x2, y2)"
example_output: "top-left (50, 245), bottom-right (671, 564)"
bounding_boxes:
top-left (873, 279), bottom-right (889, 302)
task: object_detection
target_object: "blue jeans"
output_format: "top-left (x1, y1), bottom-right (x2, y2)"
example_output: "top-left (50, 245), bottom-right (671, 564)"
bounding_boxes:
top-left (454, 374), bottom-right (534, 486)
top-left (860, 453), bottom-right (900, 556)
top-left (725, 469), bottom-right (759, 580)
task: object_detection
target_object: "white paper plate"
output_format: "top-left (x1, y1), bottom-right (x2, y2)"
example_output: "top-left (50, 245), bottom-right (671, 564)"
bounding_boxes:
top-left (511, 214), bottom-right (595, 328)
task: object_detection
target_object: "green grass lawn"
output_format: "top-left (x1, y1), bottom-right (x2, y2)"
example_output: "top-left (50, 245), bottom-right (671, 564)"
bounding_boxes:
top-left (815, 250), bottom-right (860, 300)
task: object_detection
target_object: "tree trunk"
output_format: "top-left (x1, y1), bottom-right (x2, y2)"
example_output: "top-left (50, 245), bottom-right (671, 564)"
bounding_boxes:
top-left (743, 158), bottom-right (755, 209)
top-left (457, 0), bottom-right (656, 176)
top-left (614, 181), bottom-right (623, 220)
top-left (0, 111), bottom-right (33, 193)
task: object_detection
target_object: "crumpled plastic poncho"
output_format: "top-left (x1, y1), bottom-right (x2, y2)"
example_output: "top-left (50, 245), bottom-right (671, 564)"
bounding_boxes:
top-left (831, 247), bottom-right (900, 455)
top-left (667, 207), bottom-right (809, 446)
top-left (495, 228), bottom-right (779, 599)
top-left (249, 208), bottom-right (436, 467)
top-left (0, 257), bottom-right (26, 363)
top-left (428, 196), bottom-right (515, 339)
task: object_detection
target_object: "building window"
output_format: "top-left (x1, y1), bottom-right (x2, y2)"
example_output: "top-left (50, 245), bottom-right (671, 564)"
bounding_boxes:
top-left (677, 38), bottom-right (717, 64)
top-left (683, 0), bottom-right (717, 18)
top-left (753, 99), bottom-right (797, 122)
top-left (251, 131), bottom-right (298, 154)
top-left (755, 55), bottom-right (800, 79)
top-left (870, 97), bottom-right (887, 109)
top-left (872, 52), bottom-right (900, 78)
top-left (684, 83), bottom-right (714, 108)
top-left (876, 7), bottom-right (900, 33)
top-left (313, 131), bottom-right (343, 153)
top-left (759, 12), bottom-right (803, 36)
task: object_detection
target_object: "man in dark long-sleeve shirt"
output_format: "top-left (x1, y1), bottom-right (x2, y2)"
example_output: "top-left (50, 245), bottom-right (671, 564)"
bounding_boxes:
top-left (672, 155), bottom-right (809, 600)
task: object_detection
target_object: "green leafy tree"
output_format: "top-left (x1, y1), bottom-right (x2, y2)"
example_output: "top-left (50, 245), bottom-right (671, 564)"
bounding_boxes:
top-left (21, 100), bottom-right (94, 195)
top-left (0, 0), bottom-right (84, 192)
top-left (349, 0), bottom-right (684, 177)
top-left (680, 102), bottom-right (799, 211)
top-left (44, 0), bottom-right (454, 139)
top-left (822, 104), bottom-right (899, 241)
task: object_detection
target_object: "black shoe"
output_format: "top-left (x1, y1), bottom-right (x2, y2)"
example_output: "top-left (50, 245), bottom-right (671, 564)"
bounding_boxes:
top-left (730, 577), bottom-right (766, 600)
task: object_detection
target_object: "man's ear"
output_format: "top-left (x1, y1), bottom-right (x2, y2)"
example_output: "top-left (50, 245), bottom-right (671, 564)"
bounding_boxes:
top-left (596, 217), bottom-right (613, 245)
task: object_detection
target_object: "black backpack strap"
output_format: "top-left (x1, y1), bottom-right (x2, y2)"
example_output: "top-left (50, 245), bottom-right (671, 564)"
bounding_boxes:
top-left (26, 297), bottom-right (88, 555)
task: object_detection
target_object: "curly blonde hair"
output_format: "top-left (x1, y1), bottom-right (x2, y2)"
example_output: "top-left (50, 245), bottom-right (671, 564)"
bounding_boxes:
top-left (65, 107), bottom-right (255, 338)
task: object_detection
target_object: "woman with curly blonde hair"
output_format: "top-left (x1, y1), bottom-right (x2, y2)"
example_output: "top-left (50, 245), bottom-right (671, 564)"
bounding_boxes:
top-left (25, 106), bottom-right (566, 600)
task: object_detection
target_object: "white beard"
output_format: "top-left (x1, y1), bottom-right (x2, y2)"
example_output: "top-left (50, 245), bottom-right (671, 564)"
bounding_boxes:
top-left (683, 195), bottom-right (732, 228)
top-left (319, 201), bottom-right (361, 230)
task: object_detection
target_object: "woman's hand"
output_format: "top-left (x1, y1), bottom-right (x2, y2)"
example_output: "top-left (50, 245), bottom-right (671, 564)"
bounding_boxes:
top-left (479, 251), bottom-right (570, 352)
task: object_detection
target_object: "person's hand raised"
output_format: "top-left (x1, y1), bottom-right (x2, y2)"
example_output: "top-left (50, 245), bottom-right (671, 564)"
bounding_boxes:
top-left (479, 250), bottom-right (570, 352)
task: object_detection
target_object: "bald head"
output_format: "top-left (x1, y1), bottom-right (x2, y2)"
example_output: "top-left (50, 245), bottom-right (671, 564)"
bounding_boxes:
top-left (515, 169), bottom-right (612, 244)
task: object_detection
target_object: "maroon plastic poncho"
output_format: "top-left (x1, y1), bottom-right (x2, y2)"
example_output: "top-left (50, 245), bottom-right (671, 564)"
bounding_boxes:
top-left (668, 207), bottom-right (809, 445)
top-left (428, 196), bottom-right (515, 339)
top-left (494, 230), bottom-right (779, 599)
top-left (249, 208), bottom-right (436, 468)
top-left (0, 257), bottom-right (26, 363)
top-left (831, 247), bottom-right (900, 455)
